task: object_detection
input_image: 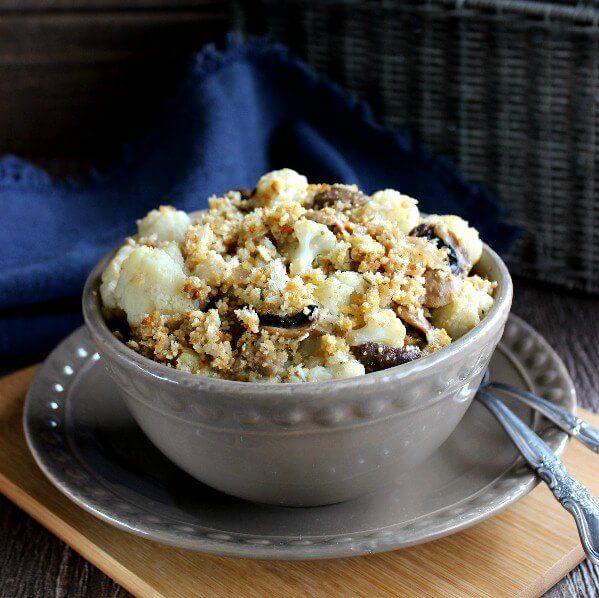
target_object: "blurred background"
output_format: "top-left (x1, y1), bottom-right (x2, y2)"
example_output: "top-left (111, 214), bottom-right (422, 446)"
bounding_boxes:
top-left (3, 0), bottom-right (597, 292)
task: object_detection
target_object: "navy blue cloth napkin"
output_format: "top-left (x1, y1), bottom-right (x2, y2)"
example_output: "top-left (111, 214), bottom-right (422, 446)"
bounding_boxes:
top-left (0, 34), bottom-right (516, 357)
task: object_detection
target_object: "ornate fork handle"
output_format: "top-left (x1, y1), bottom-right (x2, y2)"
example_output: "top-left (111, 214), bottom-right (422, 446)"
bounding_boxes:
top-left (488, 381), bottom-right (599, 454)
top-left (477, 389), bottom-right (599, 565)
top-left (537, 459), bottom-right (599, 564)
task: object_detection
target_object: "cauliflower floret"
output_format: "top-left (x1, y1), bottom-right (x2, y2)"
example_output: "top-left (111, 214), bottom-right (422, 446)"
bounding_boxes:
top-left (190, 251), bottom-right (228, 287)
top-left (431, 276), bottom-right (494, 340)
top-left (183, 224), bottom-right (228, 286)
top-left (289, 219), bottom-right (337, 276)
top-left (325, 352), bottom-right (366, 379)
top-left (100, 242), bottom-right (135, 310)
top-left (336, 271), bottom-right (367, 293)
top-left (314, 271), bottom-right (366, 315)
top-left (161, 241), bottom-right (186, 268)
top-left (302, 355), bottom-right (365, 381)
top-left (425, 214), bottom-right (483, 267)
top-left (346, 309), bottom-right (406, 347)
top-left (365, 189), bottom-right (419, 233)
top-left (314, 276), bottom-right (347, 314)
top-left (137, 206), bottom-right (191, 242)
top-left (303, 366), bottom-right (333, 382)
top-left (113, 246), bottom-right (197, 325)
top-left (254, 169), bottom-right (309, 206)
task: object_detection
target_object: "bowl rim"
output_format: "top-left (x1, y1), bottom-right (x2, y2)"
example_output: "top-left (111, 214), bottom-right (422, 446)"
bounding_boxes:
top-left (83, 242), bottom-right (513, 395)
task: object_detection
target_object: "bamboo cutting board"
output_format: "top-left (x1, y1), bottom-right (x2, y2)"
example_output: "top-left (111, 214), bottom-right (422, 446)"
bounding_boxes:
top-left (1, 366), bottom-right (598, 598)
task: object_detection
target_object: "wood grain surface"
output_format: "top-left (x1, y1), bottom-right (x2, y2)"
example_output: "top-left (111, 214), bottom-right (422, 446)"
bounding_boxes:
top-left (0, 279), bottom-right (598, 597)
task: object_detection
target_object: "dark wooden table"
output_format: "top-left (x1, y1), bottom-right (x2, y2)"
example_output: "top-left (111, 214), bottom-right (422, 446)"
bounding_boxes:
top-left (1, 277), bottom-right (598, 597)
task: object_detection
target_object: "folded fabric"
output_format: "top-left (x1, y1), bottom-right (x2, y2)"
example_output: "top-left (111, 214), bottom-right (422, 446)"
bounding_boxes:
top-left (0, 33), bottom-right (517, 357)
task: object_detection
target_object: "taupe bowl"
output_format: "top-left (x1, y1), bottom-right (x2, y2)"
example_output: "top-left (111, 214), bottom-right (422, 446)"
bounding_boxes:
top-left (83, 245), bottom-right (512, 507)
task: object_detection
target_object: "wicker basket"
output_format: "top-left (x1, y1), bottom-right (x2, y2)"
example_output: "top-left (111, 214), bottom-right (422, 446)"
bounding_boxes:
top-left (233, 0), bottom-right (599, 292)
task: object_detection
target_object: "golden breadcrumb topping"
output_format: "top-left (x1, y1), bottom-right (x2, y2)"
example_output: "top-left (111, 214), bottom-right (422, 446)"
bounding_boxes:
top-left (100, 169), bottom-right (496, 382)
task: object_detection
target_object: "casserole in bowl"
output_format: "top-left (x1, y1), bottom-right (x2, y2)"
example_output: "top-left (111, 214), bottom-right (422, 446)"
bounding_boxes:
top-left (83, 243), bottom-right (511, 506)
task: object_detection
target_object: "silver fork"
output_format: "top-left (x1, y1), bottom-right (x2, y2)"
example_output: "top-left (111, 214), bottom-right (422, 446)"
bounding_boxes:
top-left (486, 380), bottom-right (599, 454)
top-left (476, 379), bottom-right (599, 565)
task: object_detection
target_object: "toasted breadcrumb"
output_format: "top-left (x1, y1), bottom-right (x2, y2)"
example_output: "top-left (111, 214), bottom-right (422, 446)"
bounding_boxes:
top-left (101, 169), bottom-right (493, 382)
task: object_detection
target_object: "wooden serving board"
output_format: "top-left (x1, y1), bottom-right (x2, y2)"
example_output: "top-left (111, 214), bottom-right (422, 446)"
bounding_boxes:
top-left (1, 367), bottom-right (598, 598)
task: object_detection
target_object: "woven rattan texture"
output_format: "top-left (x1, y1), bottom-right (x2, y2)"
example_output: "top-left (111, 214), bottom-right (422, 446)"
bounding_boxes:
top-left (233, 0), bottom-right (599, 292)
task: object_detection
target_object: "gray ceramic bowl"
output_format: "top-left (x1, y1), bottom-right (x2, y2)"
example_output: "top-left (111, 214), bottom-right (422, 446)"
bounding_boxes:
top-left (83, 245), bottom-right (512, 507)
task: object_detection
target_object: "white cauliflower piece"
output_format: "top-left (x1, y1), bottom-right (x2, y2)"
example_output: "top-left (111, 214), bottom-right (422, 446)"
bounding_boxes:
top-left (137, 206), bottom-right (191, 242)
top-left (254, 168), bottom-right (309, 206)
top-left (366, 189), bottom-right (419, 233)
top-left (100, 242), bottom-right (136, 310)
top-left (303, 355), bottom-right (365, 381)
top-left (325, 352), bottom-right (366, 379)
top-left (289, 219), bottom-right (337, 276)
top-left (346, 309), bottom-right (406, 347)
top-left (183, 224), bottom-right (228, 286)
top-left (112, 246), bottom-right (197, 325)
top-left (426, 214), bottom-right (483, 267)
top-left (303, 366), bottom-right (333, 382)
top-left (314, 271), bottom-right (366, 314)
top-left (189, 251), bottom-right (228, 287)
top-left (161, 241), bottom-right (186, 268)
top-left (336, 271), bottom-right (367, 293)
top-left (431, 277), bottom-right (494, 340)
top-left (313, 276), bottom-right (346, 314)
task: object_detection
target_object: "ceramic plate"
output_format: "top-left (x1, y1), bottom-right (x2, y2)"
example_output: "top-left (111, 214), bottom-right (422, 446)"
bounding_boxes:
top-left (24, 315), bottom-right (575, 559)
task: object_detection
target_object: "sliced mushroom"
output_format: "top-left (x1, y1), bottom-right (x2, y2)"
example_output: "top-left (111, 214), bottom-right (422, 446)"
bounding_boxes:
top-left (409, 222), bottom-right (469, 275)
top-left (396, 306), bottom-right (432, 336)
top-left (312, 185), bottom-right (369, 209)
top-left (423, 269), bottom-right (464, 308)
top-left (258, 305), bottom-right (319, 339)
top-left (351, 342), bottom-right (422, 373)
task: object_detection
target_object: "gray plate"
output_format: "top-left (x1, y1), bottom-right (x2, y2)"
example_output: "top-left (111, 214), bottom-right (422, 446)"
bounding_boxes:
top-left (23, 315), bottom-right (575, 560)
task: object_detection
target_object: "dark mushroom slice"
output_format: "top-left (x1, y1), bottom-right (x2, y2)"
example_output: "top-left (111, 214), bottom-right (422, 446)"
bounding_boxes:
top-left (351, 342), bottom-right (422, 373)
top-left (422, 269), bottom-right (464, 308)
top-left (396, 306), bottom-right (432, 336)
top-left (409, 222), bottom-right (469, 275)
top-left (312, 185), bottom-right (369, 209)
top-left (257, 305), bottom-right (319, 339)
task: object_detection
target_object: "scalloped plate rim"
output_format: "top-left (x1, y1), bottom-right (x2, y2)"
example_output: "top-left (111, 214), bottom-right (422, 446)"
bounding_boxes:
top-left (22, 314), bottom-right (576, 559)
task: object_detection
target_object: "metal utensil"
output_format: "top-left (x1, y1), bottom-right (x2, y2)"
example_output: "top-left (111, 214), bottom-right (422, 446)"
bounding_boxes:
top-left (477, 388), bottom-right (599, 565)
top-left (487, 381), bottom-right (599, 454)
